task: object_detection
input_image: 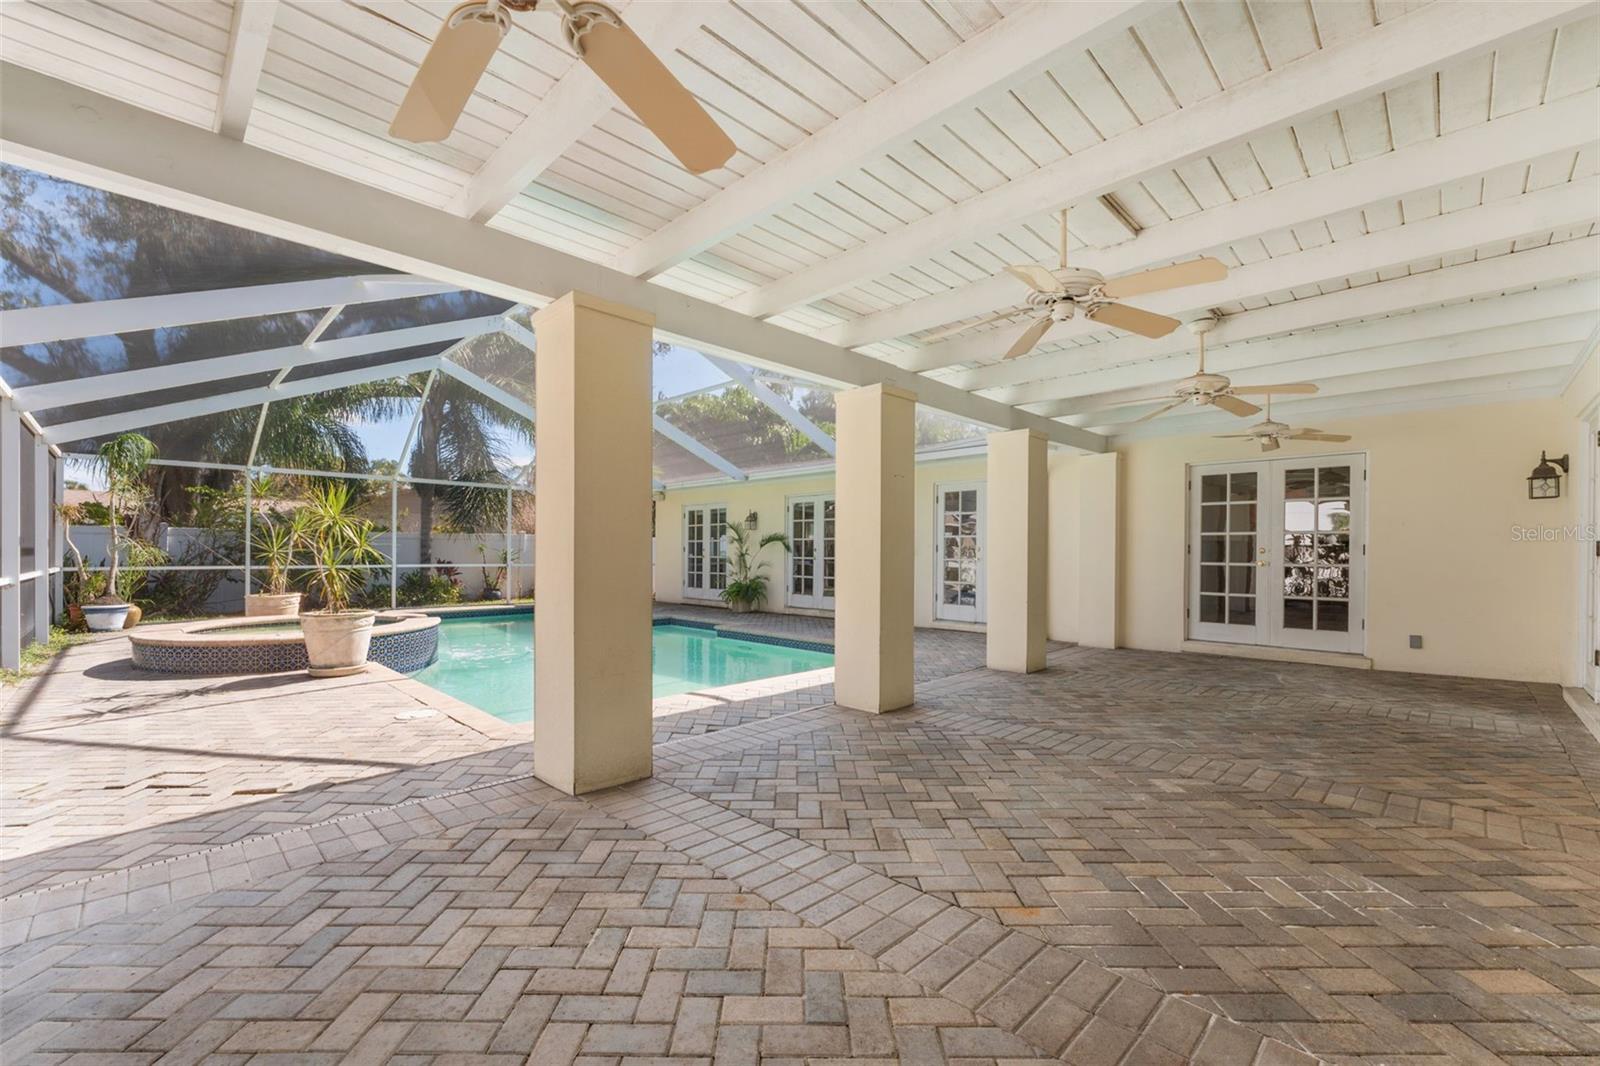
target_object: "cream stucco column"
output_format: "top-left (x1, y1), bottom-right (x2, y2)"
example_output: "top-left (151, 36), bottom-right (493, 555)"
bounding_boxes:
top-left (985, 429), bottom-right (1047, 673)
top-left (531, 292), bottom-right (654, 795)
top-left (834, 383), bottom-right (916, 713)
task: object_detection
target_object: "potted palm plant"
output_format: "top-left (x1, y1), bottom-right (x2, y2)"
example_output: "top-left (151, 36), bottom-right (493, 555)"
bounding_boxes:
top-left (298, 483), bottom-right (384, 676)
top-left (247, 511), bottom-right (309, 616)
top-left (719, 521), bottom-right (790, 614)
top-left (81, 433), bottom-right (158, 632)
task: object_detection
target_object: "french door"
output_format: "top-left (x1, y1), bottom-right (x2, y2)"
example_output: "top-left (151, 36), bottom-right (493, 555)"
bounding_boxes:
top-left (682, 504), bottom-right (728, 600)
top-left (935, 482), bottom-right (985, 623)
top-left (1588, 425), bottom-right (1600, 700)
top-left (1188, 455), bottom-right (1366, 653)
top-left (787, 495), bottom-right (835, 610)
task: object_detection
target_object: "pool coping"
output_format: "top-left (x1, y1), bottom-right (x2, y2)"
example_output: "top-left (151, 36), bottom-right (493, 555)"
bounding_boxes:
top-left (421, 604), bottom-right (837, 655)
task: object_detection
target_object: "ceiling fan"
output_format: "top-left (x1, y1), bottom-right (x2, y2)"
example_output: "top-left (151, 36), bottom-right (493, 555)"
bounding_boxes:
top-left (1215, 392), bottom-right (1351, 452)
top-left (923, 208), bottom-right (1228, 360)
top-left (1111, 315), bottom-right (1320, 423)
top-left (390, 0), bottom-right (736, 174)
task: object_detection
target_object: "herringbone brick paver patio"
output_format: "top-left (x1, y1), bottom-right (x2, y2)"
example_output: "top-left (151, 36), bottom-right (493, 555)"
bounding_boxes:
top-left (5, 612), bottom-right (1600, 1063)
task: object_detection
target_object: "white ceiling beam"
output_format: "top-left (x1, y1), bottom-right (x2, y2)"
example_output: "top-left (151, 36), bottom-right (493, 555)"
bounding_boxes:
top-left (957, 237), bottom-right (1600, 400)
top-left (215, 0), bottom-right (279, 139)
top-left (12, 314), bottom-right (505, 411)
top-left (728, 0), bottom-right (1596, 319)
top-left (612, 0), bottom-right (1156, 279)
top-left (828, 89), bottom-right (1600, 351)
top-left (1105, 371), bottom-right (1569, 441)
top-left (1039, 310), bottom-right (1598, 418)
top-left (701, 354), bottom-right (835, 457)
top-left (1071, 344), bottom-right (1579, 427)
top-left (437, 356), bottom-right (534, 422)
top-left (41, 355), bottom-right (441, 445)
top-left (652, 414), bottom-right (747, 482)
top-left (451, 3), bottom-right (710, 224)
top-left (0, 273), bottom-right (460, 348)
top-left (908, 177), bottom-right (1600, 372)
top-left (0, 63), bottom-right (1104, 453)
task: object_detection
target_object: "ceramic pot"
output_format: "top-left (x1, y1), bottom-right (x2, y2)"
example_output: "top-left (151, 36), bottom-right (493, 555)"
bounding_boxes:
top-left (300, 611), bottom-right (376, 677)
top-left (245, 592), bottom-right (302, 617)
top-left (81, 603), bottom-right (131, 632)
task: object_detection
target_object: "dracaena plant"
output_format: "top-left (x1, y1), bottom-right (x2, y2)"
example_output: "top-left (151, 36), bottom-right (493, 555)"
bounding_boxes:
top-left (250, 510), bottom-right (311, 596)
top-left (301, 483), bottom-right (383, 613)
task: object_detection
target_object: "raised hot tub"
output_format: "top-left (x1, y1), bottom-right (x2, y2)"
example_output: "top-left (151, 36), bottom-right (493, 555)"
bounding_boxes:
top-left (128, 613), bottom-right (440, 676)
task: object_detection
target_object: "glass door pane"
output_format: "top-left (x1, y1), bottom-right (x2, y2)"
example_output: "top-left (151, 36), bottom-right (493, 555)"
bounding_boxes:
top-left (684, 507), bottom-right (705, 592)
top-left (1272, 458), bottom-right (1363, 652)
top-left (790, 500), bottom-right (815, 601)
top-left (936, 483), bottom-right (983, 623)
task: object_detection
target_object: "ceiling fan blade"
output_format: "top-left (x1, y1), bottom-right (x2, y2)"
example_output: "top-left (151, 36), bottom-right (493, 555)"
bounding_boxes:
top-left (920, 309), bottom-right (1022, 343)
top-left (1132, 398), bottom-right (1187, 424)
top-left (1099, 257), bottom-right (1227, 300)
top-left (1290, 431), bottom-right (1352, 442)
top-left (1230, 383), bottom-right (1320, 396)
top-left (1261, 437), bottom-right (1281, 452)
top-left (391, 2), bottom-right (509, 142)
top-left (1085, 302), bottom-right (1181, 339)
top-left (1211, 393), bottom-right (1261, 418)
top-left (1212, 434), bottom-right (1255, 439)
top-left (571, 8), bottom-right (735, 173)
top-left (1004, 264), bottom-right (1064, 293)
top-left (1003, 317), bottom-right (1053, 360)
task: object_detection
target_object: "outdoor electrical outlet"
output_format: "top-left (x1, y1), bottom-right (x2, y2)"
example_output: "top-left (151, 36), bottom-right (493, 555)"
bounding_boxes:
top-left (1409, 635), bottom-right (1424, 649)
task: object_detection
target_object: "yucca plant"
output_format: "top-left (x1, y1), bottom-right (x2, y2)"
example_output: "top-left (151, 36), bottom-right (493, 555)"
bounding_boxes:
top-left (719, 522), bottom-right (790, 612)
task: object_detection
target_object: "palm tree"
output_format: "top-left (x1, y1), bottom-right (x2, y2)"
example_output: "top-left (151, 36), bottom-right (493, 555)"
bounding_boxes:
top-left (403, 329), bottom-right (533, 567)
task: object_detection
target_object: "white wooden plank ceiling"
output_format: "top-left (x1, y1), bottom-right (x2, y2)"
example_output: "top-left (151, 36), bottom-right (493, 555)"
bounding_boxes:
top-left (2, 0), bottom-right (1596, 441)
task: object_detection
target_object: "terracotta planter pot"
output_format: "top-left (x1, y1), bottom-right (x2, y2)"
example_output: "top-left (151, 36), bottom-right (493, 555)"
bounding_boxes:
top-left (122, 603), bottom-right (143, 629)
top-left (300, 611), bottom-right (376, 677)
top-left (245, 592), bottom-right (302, 617)
top-left (81, 603), bottom-right (131, 632)
top-left (67, 604), bottom-right (84, 626)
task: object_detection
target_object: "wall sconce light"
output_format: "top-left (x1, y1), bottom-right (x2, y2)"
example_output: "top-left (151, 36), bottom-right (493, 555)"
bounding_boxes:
top-left (745, 511), bottom-right (759, 530)
top-left (1528, 451), bottom-right (1569, 499)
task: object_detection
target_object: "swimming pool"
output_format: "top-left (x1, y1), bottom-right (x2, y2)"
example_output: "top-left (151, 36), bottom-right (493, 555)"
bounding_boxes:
top-left (412, 616), bottom-right (834, 723)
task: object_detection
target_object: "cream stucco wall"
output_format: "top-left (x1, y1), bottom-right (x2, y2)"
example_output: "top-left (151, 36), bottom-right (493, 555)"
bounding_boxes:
top-left (656, 455), bottom-right (991, 629)
top-left (1115, 397), bottom-right (1584, 684)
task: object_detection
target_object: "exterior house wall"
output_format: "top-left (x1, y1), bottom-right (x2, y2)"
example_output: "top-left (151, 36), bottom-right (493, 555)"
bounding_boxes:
top-left (656, 456), bottom-right (993, 629)
top-left (1113, 397), bottom-right (1582, 684)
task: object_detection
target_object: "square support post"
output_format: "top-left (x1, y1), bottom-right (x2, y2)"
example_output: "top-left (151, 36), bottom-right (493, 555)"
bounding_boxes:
top-left (834, 383), bottom-right (916, 713)
top-left (32, 433), bottom-right (50, 641)
top-left (1, 397), bottom-right (20, 669)
top-left (985, 429), bottom-right (1047, 673)
top-left (532, 292), bottom-right (654, 794)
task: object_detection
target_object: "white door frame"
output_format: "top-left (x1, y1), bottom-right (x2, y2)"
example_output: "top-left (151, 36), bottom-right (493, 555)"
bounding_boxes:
top-left (934, 480), bottom-right (985, 624)
top-left (785, 493), bottom-right (835, 611)
top-left (1188, 453), bottom-right (1367, 655)
top-left (1580, 406), bottom-right (1600, 700)
top-left (681, 503), bottom-right (728, 601)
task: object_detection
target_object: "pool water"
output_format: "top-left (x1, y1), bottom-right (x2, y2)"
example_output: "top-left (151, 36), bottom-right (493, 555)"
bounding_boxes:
top-left (411, 617), bottom-right (833, 723)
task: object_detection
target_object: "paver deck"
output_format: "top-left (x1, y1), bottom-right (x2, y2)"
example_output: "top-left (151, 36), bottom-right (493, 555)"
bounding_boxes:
top-left (4, 608), bottom-right (1598, 1064)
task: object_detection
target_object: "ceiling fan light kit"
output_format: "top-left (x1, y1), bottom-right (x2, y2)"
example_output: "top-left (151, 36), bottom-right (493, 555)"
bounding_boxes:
top-left (392, 0), bottom-right (736, 175)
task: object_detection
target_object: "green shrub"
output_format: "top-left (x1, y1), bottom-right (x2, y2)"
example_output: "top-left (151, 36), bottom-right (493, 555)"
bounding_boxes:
top-left (396, 570), bottom-right (462, 607)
